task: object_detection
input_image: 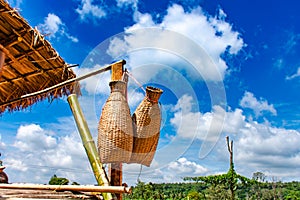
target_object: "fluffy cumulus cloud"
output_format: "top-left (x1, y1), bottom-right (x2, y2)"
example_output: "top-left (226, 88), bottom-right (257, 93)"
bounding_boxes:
top-left (107, 4), bottom-right (245, 81)
top-left (170, 94), bottom-right (245, 141)
top-left (42, 13), bottom-right (62, 35)
top-left (123, 157), bottom-right (208, 184)
top-left (74, 64), bottom-right (111, 95)
top-left (169, 94), bottom-right (300, 180)
top-left (76, 0), bottom-right (106, 22)
top-left (240, 91), bottom-right (277, 117)
top-left (5, 123), bottom-right (94, 184)
top-left (127, 89), bottom-right (144, 108)
top-left (13, 124), bottom-right (57, 152)
top-left (235, 122), bottom-right (300, 179)
top-left (167, 157), bottom-right (208, 175)
top-left (38, 13), bottom-right (78, 42)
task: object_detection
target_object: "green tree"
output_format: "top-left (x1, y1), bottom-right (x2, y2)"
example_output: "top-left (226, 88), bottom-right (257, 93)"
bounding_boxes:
top-left (48, 174), bottom-right (69, 185)
top-left (184, 136), bottom-right (254, 200)
top-left (252, 171), bottom-right (266, 182)
top-left (187, 190), bottom-right (204, 199)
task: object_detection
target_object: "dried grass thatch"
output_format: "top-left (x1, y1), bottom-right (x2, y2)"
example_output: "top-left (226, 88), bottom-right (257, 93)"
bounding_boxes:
top-left (0, 0), bottom-right (80, 113)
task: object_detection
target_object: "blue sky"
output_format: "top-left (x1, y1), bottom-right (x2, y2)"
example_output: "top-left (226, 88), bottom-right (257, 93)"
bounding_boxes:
top-left (1, 0), bottom-right (300, 185)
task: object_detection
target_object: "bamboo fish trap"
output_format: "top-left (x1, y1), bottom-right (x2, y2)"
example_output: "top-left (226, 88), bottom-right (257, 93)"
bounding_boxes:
top-left (98, 81), bottom-right (133, 163)
top-left (130, 86), bottom-right (163, 166)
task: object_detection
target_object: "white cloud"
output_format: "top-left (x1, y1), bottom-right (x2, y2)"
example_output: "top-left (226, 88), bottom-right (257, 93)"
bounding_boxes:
top-left (0, 134), bottom-right (6, 149)
top-left (123, 97), bottom-right (300, 183)
top-left (116, 0), bottom-right (138, 10)
top-left (38, 13), bottom-right (78, 43)
top-left (235, 122), bottom-right (300, 179)
top-left (240, 91), bottom-right (277, 117)
top-left (5, 123), bottom-right (94, 184)
top-left (167, 157), bottom-right (208, 175)
top-left (286, 67), bottom-right (300, 80)
top-left (172, 94), bottom-right (194, 114)
top-left (170, 95), bottom-right (245, 141)
top-left (282, 31), bottom-right (299, 55)
top-left (168, 95), bottom-right (298, 180)
top-left (74, 64), bottom-right (111, 95)
top-left (123, 157), bottom-right (208, 184)
top-left (5, 158), bottom-right (28, 172)
top-left (167, 93), bottom-right (298, 179)
top-left (14, 124), bottom-right (56, 152)
top-left (76, 0), bottom-right (106, 22)
top-left (274, 58), bottom-right (284, 69)
top-left (43, 13), bottom-right (62, 35)
top-left (7, 0), bottom-right (22, 7)
top-left (107, 4), bottom-right (245, 81)
top-left (127, 90), bottom-right (144, 108)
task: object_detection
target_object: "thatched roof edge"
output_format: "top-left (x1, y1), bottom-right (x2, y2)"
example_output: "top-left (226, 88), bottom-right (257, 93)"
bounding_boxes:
top-left (0, 0), bottom-right (81, 113)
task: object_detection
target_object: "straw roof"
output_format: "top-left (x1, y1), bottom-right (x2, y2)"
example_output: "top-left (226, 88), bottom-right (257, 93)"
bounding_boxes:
top-left (0, 0), bottom-right (80, 113)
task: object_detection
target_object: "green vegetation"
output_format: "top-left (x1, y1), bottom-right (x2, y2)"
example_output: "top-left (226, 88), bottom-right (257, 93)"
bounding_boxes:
top-left (123, 179), bottom-right (300, 200)
top-left (48, 174), bottom-right (81, 185)
top-left (48, 174), bottom-right (70, 185)
top-left (124, 137), bottom-right (300, 199)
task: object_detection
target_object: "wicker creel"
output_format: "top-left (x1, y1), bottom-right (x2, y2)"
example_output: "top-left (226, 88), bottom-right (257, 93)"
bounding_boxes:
top-left (130, 86), bottom-right (163, 166)
top-left (97, 81), bottom-right (133, 163)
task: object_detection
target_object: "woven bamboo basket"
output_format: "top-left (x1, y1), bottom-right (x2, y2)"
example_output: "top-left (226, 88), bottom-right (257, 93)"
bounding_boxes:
top-left (98, 81), bottom-right (133, 163)
top-left (130, 86), bottom-right (163, 166)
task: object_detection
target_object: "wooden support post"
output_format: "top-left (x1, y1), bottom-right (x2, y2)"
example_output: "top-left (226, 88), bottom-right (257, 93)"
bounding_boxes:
top-left (111, 60), bottom-right (125, 81)
top-left (109, 60), bottom-right (126, 200)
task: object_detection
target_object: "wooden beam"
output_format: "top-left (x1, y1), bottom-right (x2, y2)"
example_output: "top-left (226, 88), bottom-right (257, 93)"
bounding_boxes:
top-left (111, 60), bottom-right (125, 81)
top-left (0, 43), bottom-right (24, 67)
top-left (0, 183), bottom-right (132, 194)
top-left (109, 60), bottom-right (126, 200)
top-left (109, 163), bottom-right (123, 192)
top-left (0, 51), bottom-right (4, 72)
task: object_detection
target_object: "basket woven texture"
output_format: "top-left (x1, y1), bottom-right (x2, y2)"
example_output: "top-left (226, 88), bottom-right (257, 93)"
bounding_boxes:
top-left (98, 81), bottom-right (133, 163)
top-left (130, 86), bottom-right (163, 166)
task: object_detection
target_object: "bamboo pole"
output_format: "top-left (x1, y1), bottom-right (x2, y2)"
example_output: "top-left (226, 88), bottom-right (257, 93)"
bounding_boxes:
top-left (0, 60), bottom-right (125, 107)
top-left (0, 183), bottom-right (131, 194)
top-left (22, 60), bottom-right (124, 98)
top-left (67, 94), bottom-right (113, 200)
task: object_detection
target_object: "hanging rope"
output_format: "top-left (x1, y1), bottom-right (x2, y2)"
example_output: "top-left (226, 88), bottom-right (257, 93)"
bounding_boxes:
top-left (124, 70), bottom-right (146, 93)
top-left (137, 164), bottom-right (143, 182)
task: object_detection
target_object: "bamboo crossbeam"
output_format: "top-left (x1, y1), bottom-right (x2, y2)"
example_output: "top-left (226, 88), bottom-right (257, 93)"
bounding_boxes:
top-left (0, 183), bottom-right (132, 194)
top-left (0, 60), bottom-right (125, 107)
top-left (22, 60), bottom-right (125, 98)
